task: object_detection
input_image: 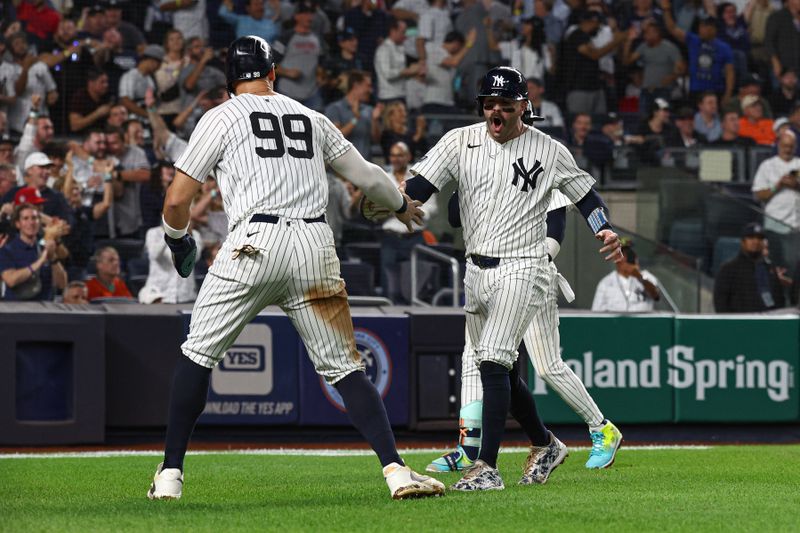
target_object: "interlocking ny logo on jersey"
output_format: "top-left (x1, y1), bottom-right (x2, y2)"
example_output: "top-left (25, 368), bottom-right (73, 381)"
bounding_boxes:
top-left (511, 157), bottom-right (544, 192)
top-left (492, 75), bottom-right (507, 87)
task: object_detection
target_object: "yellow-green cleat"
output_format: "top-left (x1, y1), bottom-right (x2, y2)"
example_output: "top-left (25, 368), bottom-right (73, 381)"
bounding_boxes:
top-left (586, 421), bottom-right (623, 469)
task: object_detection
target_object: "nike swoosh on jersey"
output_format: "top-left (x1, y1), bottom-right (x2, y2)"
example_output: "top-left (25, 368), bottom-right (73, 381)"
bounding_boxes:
top-left (467, 143), bottom-right (481, 149)
top-left (246, 231), bottom-right (259, 238)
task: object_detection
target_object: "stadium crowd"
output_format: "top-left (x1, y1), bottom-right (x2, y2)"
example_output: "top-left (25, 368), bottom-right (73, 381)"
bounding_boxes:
top-left (0, 0), bottom-right (799, 309)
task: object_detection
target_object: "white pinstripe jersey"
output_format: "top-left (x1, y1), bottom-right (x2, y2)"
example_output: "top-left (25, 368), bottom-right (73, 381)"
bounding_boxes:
top-left (174, 93), bottom-right (353, 232)
top-left (410, 122), bottom-right (594, 258)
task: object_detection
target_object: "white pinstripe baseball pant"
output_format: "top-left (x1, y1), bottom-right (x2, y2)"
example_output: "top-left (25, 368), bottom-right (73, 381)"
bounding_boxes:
top-left (182, 217), bottom-right (364, 384)
top-left (461, 262), bottom-right (604, 426)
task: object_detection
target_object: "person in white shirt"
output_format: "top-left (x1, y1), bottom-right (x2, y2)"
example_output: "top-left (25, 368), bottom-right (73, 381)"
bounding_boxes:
top-left (416, 0), bottom-right (453, 62)
top-left (141, 225), bottom-right (202, 304)
top-left (751, 130), bottom-right (800, 232)
top-left (374, 19), bottom-right (424, 102)
top-left (422, 30), bottom-right (475, 112)
top-left (380, 141), bottom-right (437, 300)
top-left (592, 242), bottom-right (661, 312)
top-left (159, 0), bottom-right (208, 41)
top-left (527, 77), bottom-right (563, 128)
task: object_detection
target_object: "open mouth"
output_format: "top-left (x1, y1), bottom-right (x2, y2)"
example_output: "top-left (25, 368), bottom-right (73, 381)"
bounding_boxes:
top-left (490, 115), bottom-right (504, 134)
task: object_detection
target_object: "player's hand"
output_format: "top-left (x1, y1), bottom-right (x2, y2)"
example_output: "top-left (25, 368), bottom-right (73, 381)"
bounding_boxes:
top-left (395, 193), bottom-right (424, 232)
top-left (596, 229), bottom-right (623, 262)
top-left (165, 234), bottom-right (198, 278)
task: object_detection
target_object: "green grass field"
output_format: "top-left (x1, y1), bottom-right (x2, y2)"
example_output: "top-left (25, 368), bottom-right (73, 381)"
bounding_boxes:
top-left (1, 446), bottom-right (798, 532)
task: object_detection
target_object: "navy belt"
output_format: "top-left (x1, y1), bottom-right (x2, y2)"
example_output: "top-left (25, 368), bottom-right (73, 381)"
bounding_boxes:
top-left (250, 214), bottom-right (326, 224)
top-left (470, 254), bottom-right (501, 269)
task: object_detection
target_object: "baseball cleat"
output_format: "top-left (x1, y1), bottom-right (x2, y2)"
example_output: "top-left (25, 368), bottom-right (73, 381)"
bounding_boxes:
top-left (586, 420), bottom-right (623, 469)
top-left (520, 431), bottom-right (568, 485)
top-left (451, 460), bottom-right (505, 491)
top-left (383, 463), bottom-right (445, 500)
top-left (426, 445), bottom-right (474, 473)
top-left (147, 462), bottom-right (184, 500)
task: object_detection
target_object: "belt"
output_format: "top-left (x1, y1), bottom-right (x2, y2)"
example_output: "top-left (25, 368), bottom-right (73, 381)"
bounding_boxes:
top-left (250, 214), bottom-right (326, 224)
top-left (470, 254), bottom-right (501, 269)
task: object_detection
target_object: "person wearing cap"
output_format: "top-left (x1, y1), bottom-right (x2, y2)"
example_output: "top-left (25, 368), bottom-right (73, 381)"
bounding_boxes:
top-left (634, 97), bottom-right (673, 165)
top-left (739, 94), bottom-right (775, 145)
top-left (723, 72), bottom-right (774, 118)
top-left (561, 10), bottom-right (626, 114)
top-left (320, 29), bottom-right (361, 102)
top-left (751, 129), bottom-right (800, 231)
top-left (4, 32), bottom-right (59, 135)
top-left (714, 222), bottom-right (786, 312)
top-left (769, 68), bottom-right (799, 117)
top-left (667, 106), bottom-right (708, 147)
top-left (592, 239), bottom-right (661, 312)
top-left (118, 44), bottom-right (161, 119)
top-left (526, 77), bottom-right (563, 128)
top-left (0, 202), bottom-right (67, 301)
top-left (2, 151), bottom-right (72, 224)
top-left (158, 0), bottom-right (208, 42)
top-left (104, 0), bottom-right (147, 53)
top-left (140, 223), bottom-right (202, 303)
top-left (218, 0), bottom-right (279, 42)
top-left (662, 0), bottom-right (734, 102)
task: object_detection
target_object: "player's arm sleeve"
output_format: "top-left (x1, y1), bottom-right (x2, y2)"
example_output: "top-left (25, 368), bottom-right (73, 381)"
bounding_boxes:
top-left (173, 109), bottom-right (226, 184)
top-left (546, 207), bottom-right (566, 243)
top-left (574, 187), bottom-right (613, 234)
top-left (328, 147), bottom-right (404, 211)
top-left (447, 190), bottom-right (461, 228)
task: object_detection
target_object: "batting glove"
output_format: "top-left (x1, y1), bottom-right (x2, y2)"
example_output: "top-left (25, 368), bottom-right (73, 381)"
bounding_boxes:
top-left (165, 234), bottom-right (198, 278)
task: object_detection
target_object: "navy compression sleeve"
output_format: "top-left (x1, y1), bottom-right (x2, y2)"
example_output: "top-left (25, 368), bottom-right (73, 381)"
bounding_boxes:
top-left (546, 207), bottom-right (566, 244)
top-left (404, 175), bottom-right (438, 203)
top-left (448, 190), bottom-right (461, 228)
top-left (574, 188), bottom-right (613, 233)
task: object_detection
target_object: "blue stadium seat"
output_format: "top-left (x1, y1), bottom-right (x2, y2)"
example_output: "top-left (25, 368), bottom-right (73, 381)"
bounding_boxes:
top-left (712, 237), bottom-right (742, 276)
top-left (668, 218), bottom-right (705, 259)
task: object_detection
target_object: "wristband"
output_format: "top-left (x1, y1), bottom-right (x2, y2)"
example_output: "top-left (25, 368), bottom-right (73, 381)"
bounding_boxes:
top-left (587, 207), bottom-right (612, 234)
top-left (163, 215), bottom-right (189, 239)
top-left (350, 117), bottom-right (358, 125)
top-left (545, 237), bottom-right (561, 261)
top-left (394, 196), bottom-right (408, 214)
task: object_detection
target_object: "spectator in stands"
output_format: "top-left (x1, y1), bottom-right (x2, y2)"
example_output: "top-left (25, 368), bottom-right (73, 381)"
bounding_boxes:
top-left (141, 224), bottom-right (201, 303)
top-left (77, 5), bottom-right (108, 40)
top-left (62, 280), bottom-right (89, 304)
top-left (5, 32), bottom-right (59, 135)
top-left (105, 0), bottom-right (147, 53)
top-left (714, 222), bottom-right (785, 312)
top-left (662, 0), bottom-right (735, 104)
top-left (667, 106), bottom-right (707, 147)
top-left (154, 29), bottom-right (188, 128)
top-left (140, 160), bottom-right (173, 230)
top-left (343, 0), bottom-right (391, 74)
top-left (454, 0), bottom-right (499, 105)
top-left (375, 18), bottom-right (424, 104)
top-left (326, 171), bottom-right (354, 248)
top-left (93, 27), bottom-right (137, 96)
top-left (3, 152), bottom-right (72, 224)
top-left (561, 10), bottom-right (625, 114)
top-left (379, 141), bottom-right (437, 301)
top-left (60, 160), bottom-right (113, 281)
top-left (711, 109), bottom-right (756, 146)
top-left (567, 112), bottom-right (609, 172)
top-left (380, 101), bottom-right (427, 160)
top-left (752, 130), bottom-right (800, 231)
top-left (86, 246), bottom-right (133, 301)
top-left (764, 0), bottom-right (800, 81)
top-left (180, 37), bottom-right (226, 100)
top-left (118, 44), bottom-right (162, 119)
top-left (739, 95), bottom-right (775, 146)
top-left (693, 91), bottom-right (721, 142)
top-left (500, 16), bottom-right (551, 84)
top-left (0, 203), bottom-right (67, 301)
top-left (325, 70), bottom-right (382, 160)
top-left (622, 19), bottom-right (684, 116)
top-left (0, 164), bottom-right (14, 200)
top-left (14, 99), bottom-right (55, 169)
top-left (105, 127), bottom-right (150, 238)
top-left (321, 30), bottom-right (361, 103)
top-left (70, 130), bottom-right (117, 237)
top-left (421, 30), bottom-right (475, 114)
top-left (273, 2), bottom-right (324, 110)
top-left (724, 73), bottom-right (773, 118)
top-left (124, 119), bottom-right (146, 151)
top-left (107, 104), bottom-right (128, 129)
top-left (15, 0), bottom-right (61, 50)
top-left (159, 0), bottom-right (208, 41)
top-left (789, 104), bottom-right (800, 156)
top-left (527, 77), bottom-right (563, 129)
top-left (634, 97), bottom-right (673, 165)
top-left (746, 0), bottom-right (776, 69)
top-left (770, 68), bottom-right (799, 118)
top-left (68, 68), bottom-right (112, 134)
top-left (218, 0), bottom-right (279, 42)
top-left (715, 1), bottom-right (750, 83)
top-left (416, 0), bottom-right (452, 62)
top-left (190, 176), bottom-right (228, 247)
top-left (619, 0), bottom-right (664, 33)
top-left (592, 240), bottom-right (660, 312)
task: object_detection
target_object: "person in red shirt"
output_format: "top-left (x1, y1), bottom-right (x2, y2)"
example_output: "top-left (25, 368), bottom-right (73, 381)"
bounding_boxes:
top-left (86, 246), bottom-right (133, 300)
top-left (15, 0), bottom-right (61, 46)
top-left (739, 94), bottom-right (776, 145)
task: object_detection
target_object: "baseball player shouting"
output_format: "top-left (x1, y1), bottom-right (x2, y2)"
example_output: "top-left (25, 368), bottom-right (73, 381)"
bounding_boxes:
top-left (403, 66), bottom-right (623, 491)
top-left (147, 36), bottom-right (444, 501)
top-left (427, 190), bottom-right (623, 476)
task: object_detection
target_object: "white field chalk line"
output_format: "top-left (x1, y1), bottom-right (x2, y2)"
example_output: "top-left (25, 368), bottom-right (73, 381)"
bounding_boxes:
top-left (0, 445), bottom-right (712, 459)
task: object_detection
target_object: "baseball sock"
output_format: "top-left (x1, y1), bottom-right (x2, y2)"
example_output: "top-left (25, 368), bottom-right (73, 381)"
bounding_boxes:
top-left (335, 371), bottom-right (403, 468)
top-left (477, 361), bottom-right (511, 469)
top-left (163, 356), bottom-right (211, 470)
top-left (509, 364), bottom-right (549, 447)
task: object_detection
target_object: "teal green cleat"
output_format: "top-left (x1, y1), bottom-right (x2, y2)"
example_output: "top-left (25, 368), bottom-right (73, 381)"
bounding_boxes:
top-left (426, 445), bottom-right (474, 473)
top-left (585, 421), bottom-right (623, 469)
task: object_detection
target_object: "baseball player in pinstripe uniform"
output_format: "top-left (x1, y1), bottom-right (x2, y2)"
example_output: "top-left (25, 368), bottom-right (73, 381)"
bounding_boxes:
top-left (427, 189), bottom-right (623, 475)
top-left (147, 36), bottom-right (444, 501)
top-left (403, 66), bottom-right (623, 491)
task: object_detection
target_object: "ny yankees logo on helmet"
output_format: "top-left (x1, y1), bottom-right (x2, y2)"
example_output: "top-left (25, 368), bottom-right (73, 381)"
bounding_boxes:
top-left (492, 75), bottom-right (507, 87)
top-left (511, 158), bottom-right (544, 192)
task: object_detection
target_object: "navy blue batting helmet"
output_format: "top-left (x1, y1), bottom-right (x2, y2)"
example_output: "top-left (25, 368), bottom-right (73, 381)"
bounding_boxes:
top-left (477, 66), bottom-right (542, 123)
top-left (226, 35), bottom-right (274, 96)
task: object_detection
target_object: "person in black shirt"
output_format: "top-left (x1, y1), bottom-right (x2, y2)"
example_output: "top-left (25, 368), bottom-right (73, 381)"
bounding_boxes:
top-left (714, 222), bottom-right (786, 312)
top-left (710, 110), bottom-right (756, 146)
top-left (321, 29), bottom-right (362, 104)
top-left (68, 67), bottom-right (113, 134)
top-left (769, 68), bottom-right (799, 117)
